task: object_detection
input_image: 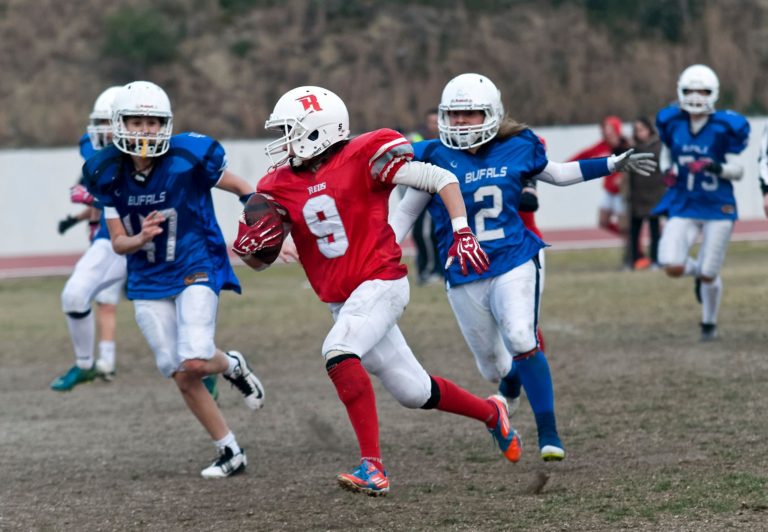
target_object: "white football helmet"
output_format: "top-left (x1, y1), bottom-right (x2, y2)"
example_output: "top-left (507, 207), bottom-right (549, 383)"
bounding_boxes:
top-left (677, 64), bottom-right (719, 115)
top-left (87, 86), bottom-right (122, 150)
top-left (438, 73), bottom-right (504, 150)
top-left (264, 86), bottom-right (350, 167)
top-left (112, 81), bottom-right (173, 157)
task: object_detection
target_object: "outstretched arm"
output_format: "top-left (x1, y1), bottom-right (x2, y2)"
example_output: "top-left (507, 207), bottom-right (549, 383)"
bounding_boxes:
top-left (215, 170), bottom-right (254, 202)
top-left (536, 149), bottom-right (657, 186)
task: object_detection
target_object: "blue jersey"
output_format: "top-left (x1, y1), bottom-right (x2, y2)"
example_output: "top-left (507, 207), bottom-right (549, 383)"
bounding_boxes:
top-left (86, 132), bottom-right (241, 300)
top-left (653, 105), bottom-right (749, 220)
top-left (77, 133), bottom-right (111, 241)
top-left (414, 129), bottom-right (547, 287)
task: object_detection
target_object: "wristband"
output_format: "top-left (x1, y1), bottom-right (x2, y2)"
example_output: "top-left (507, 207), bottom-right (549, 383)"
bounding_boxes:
top-left (451, 216), bottom-right (468, 232)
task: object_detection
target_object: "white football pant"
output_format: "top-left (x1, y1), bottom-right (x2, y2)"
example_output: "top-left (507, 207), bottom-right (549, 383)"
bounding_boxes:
top-left (446, 258), bottom-right (541, 383)
top-left (658, 217), bottom-right (733, 278)
top-left (324, 277), bottom-right (432, 409)
top-left (133, 285), bottom-right (219, 378)
top-left (61, 238), bottom-right (127, 313)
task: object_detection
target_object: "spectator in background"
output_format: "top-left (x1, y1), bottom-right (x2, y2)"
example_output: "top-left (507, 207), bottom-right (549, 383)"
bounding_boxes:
top-left (407, 108), bottom-right (443, 285)
top-left (758, 125), bottom-right (768, 217)
top-left (624, 117), bottom-right (665, 270)
top-left (569, 116), bottom-right (631, 265)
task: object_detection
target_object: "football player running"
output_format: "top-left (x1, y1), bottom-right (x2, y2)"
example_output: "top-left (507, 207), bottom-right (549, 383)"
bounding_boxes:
top-left (51, 86), bottom-right (129, 391)
top-left (86, 81), bottom-right (265, 478)
top-left (235, 86), bottom-right (521, 497)
top-left (652, 64), bottom-right (750, 341)
top-left (756, 125), bottom-right (768, 217)
top-left (390, 73), bottom-right (656, 462)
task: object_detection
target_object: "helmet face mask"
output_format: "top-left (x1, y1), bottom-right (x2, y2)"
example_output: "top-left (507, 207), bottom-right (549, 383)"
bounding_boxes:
top-left (677, 64), bottom-right (719, 115)
top-left (438, 73), bottom-right (504, 150)
top-left (111, 81), bottom-right (173, 158)
top-left (265, 86), bottom-right (350, 168)
top-left (87, 86), bottom-right (122, 150)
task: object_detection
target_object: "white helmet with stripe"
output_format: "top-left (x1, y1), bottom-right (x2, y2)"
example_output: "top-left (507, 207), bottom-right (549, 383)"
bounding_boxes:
top-left (438, 73), bottom-right (504, 150)
top-left (264, 86), bottom-right (350, 168)
top-left (111, 81), bottom-right (173, 158)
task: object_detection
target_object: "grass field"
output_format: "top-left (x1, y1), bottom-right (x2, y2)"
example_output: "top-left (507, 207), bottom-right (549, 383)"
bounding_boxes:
top-left (1, 242), bottom-right (767, 531)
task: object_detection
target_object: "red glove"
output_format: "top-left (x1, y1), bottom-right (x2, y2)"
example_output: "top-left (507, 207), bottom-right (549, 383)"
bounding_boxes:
top-left (70, 184), bottom-right (95, 205)
top-left (445, 227), bottom-right (490, 276)
top-left (686, 159), bottom-right (713, 174)
top-left (232, 213), bottom-right (283, 256)
top-left (663, 169), bottom-right (677, 187)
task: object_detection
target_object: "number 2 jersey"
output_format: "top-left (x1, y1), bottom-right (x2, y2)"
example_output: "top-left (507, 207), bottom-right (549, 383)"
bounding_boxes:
top-left (85, 133), bottom-right (241, 300)
top-left (653, 105), bottom-right (750, 221)
top-left (414, 129), bottom-right (547, 288)
top-left (257, 129), bottom-right (409, 303)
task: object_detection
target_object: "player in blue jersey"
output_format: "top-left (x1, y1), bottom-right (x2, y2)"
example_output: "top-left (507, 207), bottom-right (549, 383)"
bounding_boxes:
top-left (391, 73), bottom-right (656, 461)
top-left (86, 81), bottom-right (266, 478)
top-left (652, 64), bottom-right (750, 341)
top-left (759, 125), bottom-right (768, 218)
top-left (51, 86), bottom-right (129, 391)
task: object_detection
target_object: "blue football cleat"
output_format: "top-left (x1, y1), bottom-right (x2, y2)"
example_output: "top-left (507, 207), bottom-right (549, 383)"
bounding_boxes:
top-left (487, 395), bottom-right (522, 462)
top-left (337, 459), bottom-right (389, 496)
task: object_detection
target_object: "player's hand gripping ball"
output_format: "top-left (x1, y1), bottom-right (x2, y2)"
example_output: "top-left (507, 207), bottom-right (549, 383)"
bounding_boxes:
top-left (233, 193), bottom-right (286, 265)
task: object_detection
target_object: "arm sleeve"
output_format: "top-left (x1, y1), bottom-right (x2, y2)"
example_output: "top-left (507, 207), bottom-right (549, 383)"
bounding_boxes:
top-left (535, 160), bottom-right (595, 186)
top-left (103, 206), bottom-right (120, 220)
top-left (760, 126), bottom-right (768, 193)
top-left (368, 131), bottom-right (414, 183)
top-left (391, 160), bottom-right (458, 193)
top-left (659, 143), bottom-right (673, 174)
top-left (389, 187), bottom-right (433, 244)
top-left (718, 154), bottom-right (743, 181)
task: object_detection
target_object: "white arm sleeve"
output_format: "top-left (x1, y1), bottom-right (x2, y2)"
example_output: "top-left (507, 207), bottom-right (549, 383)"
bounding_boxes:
top-left (760, 126), bottom-right (768, 189)
top-left (534, 161), bottom-right (586, 186)
top-left (719, 154), bottom-right (743, 181)
top-left (104, 206), bottom-right (120, 219)
top-left (390, 187), bottom-right (432, 244)
top-left (659, 144), bottom-right (673, 174)
top-left (391, 160), bottom-right (458, 193)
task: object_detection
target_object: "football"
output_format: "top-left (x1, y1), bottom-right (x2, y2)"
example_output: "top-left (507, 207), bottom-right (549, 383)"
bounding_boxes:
top-left (243, 193), bottom-right (286, 265)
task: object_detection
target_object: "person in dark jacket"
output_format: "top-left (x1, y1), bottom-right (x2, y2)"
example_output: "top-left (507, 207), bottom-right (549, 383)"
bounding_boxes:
top-left (624, 117), bottom-right (666, 269)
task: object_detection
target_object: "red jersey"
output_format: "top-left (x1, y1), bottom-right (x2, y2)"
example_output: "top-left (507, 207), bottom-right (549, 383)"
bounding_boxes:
top-left (258, 129), bottom-right (411, 303)
top-left (519, 211), bottom-right (542, 239)
top-left (569, 116), bottom-right (625, 194)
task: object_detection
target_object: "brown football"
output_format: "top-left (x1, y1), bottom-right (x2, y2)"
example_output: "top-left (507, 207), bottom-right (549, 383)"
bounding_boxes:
top-left (243, 193), bottom-right (285, 264)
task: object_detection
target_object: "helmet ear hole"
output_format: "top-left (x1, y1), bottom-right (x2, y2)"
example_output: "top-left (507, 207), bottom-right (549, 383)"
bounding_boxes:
top-left (308, 130), bottom-right (319, 141)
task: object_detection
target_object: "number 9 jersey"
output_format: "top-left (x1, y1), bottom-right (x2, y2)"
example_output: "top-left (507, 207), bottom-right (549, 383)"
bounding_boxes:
top-left (654, 105), bottom-right (750, 221)
top-left (257, 128), bottom-right (409, 303)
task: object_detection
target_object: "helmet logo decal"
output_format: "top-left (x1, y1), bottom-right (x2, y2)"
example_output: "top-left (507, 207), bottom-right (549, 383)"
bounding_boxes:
top-left (296, 94), bottom-right (322, 111)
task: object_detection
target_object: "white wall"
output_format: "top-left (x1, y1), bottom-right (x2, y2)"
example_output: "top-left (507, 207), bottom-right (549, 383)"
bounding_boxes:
top-left (2, 120), bottom-right (765, 257)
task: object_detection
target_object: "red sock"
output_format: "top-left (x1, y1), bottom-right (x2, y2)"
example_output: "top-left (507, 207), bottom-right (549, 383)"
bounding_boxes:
top-left (607, 221), bottom-right (621, 235)
top-left (327, 357), bottom-right (382, 469)
top-left (431, 375), bottom-right (498, 429)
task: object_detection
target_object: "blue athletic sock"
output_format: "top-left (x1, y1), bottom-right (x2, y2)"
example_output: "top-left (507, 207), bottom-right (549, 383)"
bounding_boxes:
top-left (499, 366), bottom-right (521, 400)
top-left (516, 350), bottom-right (561, 448)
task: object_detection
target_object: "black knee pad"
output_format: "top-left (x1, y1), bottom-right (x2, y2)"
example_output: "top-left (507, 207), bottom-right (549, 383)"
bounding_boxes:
top-left (420, 377), bottom-right (441, 410)
top-left (65, 308), bottom-right (92, 319)
top-left (325, 353), bottom-right (360, 373)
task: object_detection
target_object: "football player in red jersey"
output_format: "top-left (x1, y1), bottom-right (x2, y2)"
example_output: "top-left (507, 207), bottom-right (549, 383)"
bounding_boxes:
top-left (234, 86), bottom-right (521, 496)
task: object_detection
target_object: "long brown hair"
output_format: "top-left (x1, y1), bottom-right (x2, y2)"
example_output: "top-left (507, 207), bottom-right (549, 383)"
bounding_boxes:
top-left (496, 116), bottom-right (528, 140)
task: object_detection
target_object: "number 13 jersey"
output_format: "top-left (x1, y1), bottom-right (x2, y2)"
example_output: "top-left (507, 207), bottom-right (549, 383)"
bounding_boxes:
top-left (257, 129), bottom-right (409, 303)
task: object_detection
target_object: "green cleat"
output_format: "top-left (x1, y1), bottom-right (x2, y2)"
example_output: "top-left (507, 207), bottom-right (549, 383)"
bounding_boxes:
top-left (50, 365), bottom-right (98, 392)
top-left (203, 374), bottom-right (219, 402)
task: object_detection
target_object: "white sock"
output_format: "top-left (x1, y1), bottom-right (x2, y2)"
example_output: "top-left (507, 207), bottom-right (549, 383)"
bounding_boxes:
top-left (701, 276), bottom-right (722, 325)
top-left (224, 352), bottom-right (238, 376)
top-left (98, 341), bottom-right (116, 367)
top-left (683, 257), bottom-right (699, 277)
top-left (66, 311), bottom-right (95, 369)
top-left (214, 431), bottom-right (240, 455)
